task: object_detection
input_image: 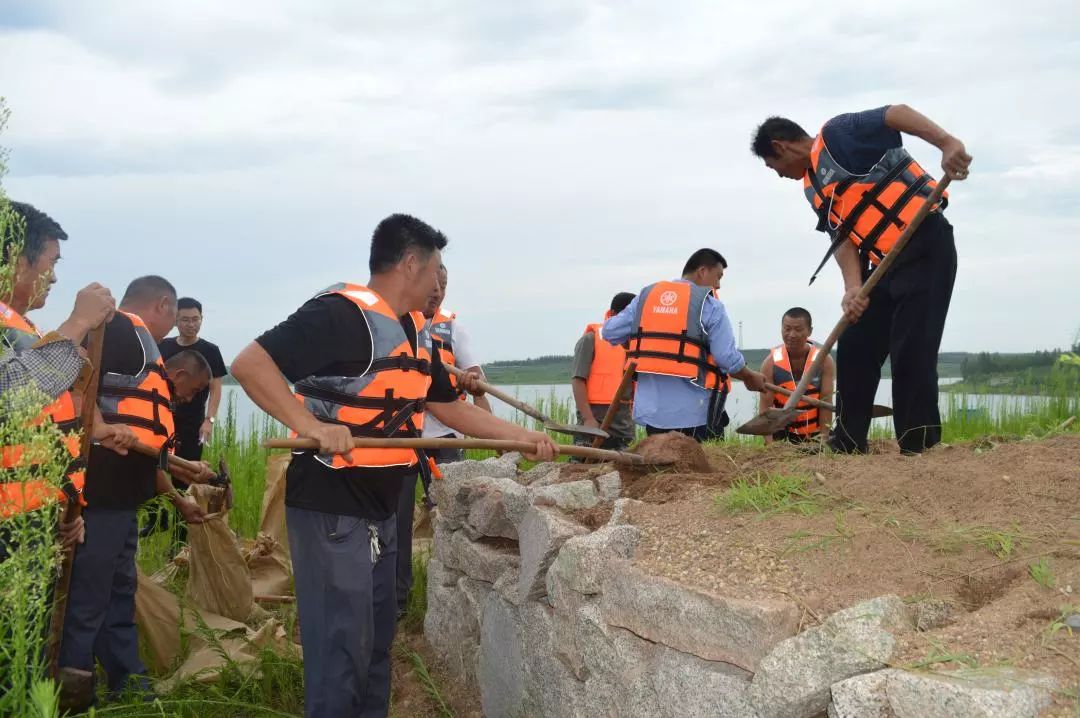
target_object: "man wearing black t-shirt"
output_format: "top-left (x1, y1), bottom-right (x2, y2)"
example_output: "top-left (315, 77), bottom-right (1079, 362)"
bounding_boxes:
top-left (158, 297), bottom-right (228, 462)
top-left (60, 276), bottom-right (207, 702)
top-left (751, 105), bottom-right (972, 455)
top-left (232, 214), bottom-right (557, 718)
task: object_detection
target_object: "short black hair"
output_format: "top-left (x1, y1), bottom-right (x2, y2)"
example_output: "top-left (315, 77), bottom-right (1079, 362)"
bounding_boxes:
top-left (165, 349), bottom-right (211, 379)
top-left (3, 201), bottom-right (68, 264)
top-left (177, 297), bottom-right (202, 313)
top-left (121, 275), bottom-right (177, 307)
top-left (751, 117), bottom-right (811, 159)
top-left (369, 214), bottom-right (448, 274)
top-left (783, 306), bottom-right (813, 327)
top-left (682, 249), bottom-right (727, 276)
top-left (610, 292), bottom-right (635, 314)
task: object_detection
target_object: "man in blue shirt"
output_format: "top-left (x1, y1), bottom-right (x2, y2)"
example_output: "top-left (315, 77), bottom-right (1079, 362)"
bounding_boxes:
top-left (602, 249), bottom-right (767, 441)
top-left (750, 105), bottom-right (971, 455)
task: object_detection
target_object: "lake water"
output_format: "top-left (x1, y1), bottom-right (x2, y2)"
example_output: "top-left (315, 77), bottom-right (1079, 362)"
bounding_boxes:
top-left (219, 377), bottom-right (1039, 436)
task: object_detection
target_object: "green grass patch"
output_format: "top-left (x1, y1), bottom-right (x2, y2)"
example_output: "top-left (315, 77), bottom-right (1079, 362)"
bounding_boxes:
top-left (926, 523), bottom-right (1028, 558)
top-left (717, 472), bottom-right (824, 516)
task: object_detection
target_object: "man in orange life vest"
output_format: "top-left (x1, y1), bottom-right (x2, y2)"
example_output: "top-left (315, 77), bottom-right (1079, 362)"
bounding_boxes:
top-left (752, 105), bottom-right (971, 454)
top-left (571, 291), bottom-right (636, 451)
top-left (59, 276), bottom-right (209, 702)
top-left (602, 249), bottom-right (768, 441)
top-left (396, 262), bottom-right (492, 618)
top-left (231, 214), bottom-right (557, 718)
top-left (758, 307), bottom-right (835, 444)
top-left (0, 201), bottom-right (115, 560)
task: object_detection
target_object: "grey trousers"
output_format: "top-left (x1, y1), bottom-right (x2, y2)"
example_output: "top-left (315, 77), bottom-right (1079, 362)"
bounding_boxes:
top-left (287, 505), bottom-right (398, 718)
top-left (396, 445), bottom-right (463, 613)
top-left (59, 507), bottom-right (148, 695)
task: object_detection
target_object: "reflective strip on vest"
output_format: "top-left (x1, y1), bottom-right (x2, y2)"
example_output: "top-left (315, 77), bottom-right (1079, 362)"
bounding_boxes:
top-left (627, 281), bottom-right (728, 391)
top-left (293, 283), bottom-right (433, 470)
top-left (0, 301), bottom-right (85, 518)
top-left (584, 323), bottom-right (627, 405)
top-left (770, 343), bottom-right (822, 437)
top-left (97, 311), bottom-right (175, 450)
top-left (802, 129), bottom-right (947, 282)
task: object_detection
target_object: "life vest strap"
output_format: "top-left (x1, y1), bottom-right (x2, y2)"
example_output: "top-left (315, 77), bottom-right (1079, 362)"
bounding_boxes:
top-left (625, 348), bottom-right (725, 378)
top-left (98, 385), bottom-right (173, 410)
top-left (857, 172), bottom-right (932, 269)
top-left (295, 383), bottom-right (424, 413)
top-left (369, 355), bottom-right (430, 375)
top-left (807, 157), bottom-right (915, 285)
top-left (100, 412), bottom-right (172, 437)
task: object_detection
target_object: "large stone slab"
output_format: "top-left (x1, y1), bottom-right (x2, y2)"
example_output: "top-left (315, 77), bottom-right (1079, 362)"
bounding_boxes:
top-left (434, 526), bottom-right (519, 585)
top-left (466, 477), bottom-right (529, 539)
top-left (532, 480), bottom-right (600, 511)
top-left (886, 667), bottom-right (1057, 718)
top-left (601, 561), bottom-right (799, 671)
top-left (426, 555), bottom-right (464, 588)
top-left (829, 670), bottom-right (890, 718)
top-left (516, 506), bottom-right (588, 603)
top-left (607, 497), bottom-right (643, 526)
top-left (749, 595), bottom-right (911, 718)
top-left (519, 461), bottom-right (561, 486)
top-left (654, 645), bottom-right (754, 718)
top-left (521, 602), bottom-right (589, 717)
top-left (436, 453), bottom-right (520, 488)
top-left (479, 594), bottom-right (526, 718)
top-left (457, 576), bottom-right (493, 639)
top-left (424, 577), bottom-right (470, 668)
top-left (547, 524), bottom-right (642, 596)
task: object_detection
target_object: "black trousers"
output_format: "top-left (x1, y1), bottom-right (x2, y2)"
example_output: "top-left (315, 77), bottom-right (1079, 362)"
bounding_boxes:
top-left (832, 213), bottom-right (957, 455)
top-left (396, 440), bottom-right (463, 613)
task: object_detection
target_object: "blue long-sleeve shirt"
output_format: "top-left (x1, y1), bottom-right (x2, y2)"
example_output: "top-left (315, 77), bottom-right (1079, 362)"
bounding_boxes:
top-left (601, 279), bottom-right (746, 429)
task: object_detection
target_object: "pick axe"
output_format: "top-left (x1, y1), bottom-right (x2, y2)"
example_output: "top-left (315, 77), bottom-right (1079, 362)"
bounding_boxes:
top-left (737, 177), bottom-right (950, 436)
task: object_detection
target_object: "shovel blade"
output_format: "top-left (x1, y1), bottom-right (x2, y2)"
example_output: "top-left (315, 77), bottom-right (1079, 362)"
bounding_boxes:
top-left (736, 408), bottom-right (796, 436)
top-left (871, 404), bottom-right (894, 418)
top-left (544, 421), bottom-right (609, 440)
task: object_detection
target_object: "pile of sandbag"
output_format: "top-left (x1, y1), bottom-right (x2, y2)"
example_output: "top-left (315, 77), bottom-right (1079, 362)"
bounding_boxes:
top-left (135, 453), bottom-right (295, 686)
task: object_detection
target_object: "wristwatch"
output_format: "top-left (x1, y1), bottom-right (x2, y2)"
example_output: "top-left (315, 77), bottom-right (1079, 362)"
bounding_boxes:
top-left (206, 417), bottom-right (216, 424)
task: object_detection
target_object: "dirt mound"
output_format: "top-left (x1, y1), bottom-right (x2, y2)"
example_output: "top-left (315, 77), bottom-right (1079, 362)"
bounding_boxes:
top-left (626, 434), bottom-right (1080, 711)
top-left (632, 432), bottom-right (712, 472)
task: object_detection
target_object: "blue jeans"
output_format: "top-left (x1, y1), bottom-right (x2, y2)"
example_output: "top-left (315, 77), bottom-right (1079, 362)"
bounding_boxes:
top-left (287, 506), bottom-right (398, 718)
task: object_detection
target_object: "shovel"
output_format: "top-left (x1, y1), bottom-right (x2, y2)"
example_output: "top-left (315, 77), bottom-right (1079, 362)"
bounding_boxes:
top-left (443, 363), bottom-right (609, 440)
top-left (265, 436), bottom-right (661, 466)
top-left (590, 361), bottom-right (637, 450)
top-left (738, 177), bottom-right (950, 436)
top-left (49, 324), bottom-right (105, 712)
top-left (763, 381), bottom-right (893, 419)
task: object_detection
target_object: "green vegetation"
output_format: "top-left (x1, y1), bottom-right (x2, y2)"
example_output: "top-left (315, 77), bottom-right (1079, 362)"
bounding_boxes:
top-left (717, 473), bottom-right (824, 516)
top-left (480, 349), bottom-right (973, 385)
top-left (945, 348), bottom-right (1080, 395)
top-left (1029, 557), bottom-right (1056, 590)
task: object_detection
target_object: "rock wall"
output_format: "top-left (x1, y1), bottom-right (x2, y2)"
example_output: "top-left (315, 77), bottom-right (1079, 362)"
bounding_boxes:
top-left (425, 455), bottom-right (1058, 718)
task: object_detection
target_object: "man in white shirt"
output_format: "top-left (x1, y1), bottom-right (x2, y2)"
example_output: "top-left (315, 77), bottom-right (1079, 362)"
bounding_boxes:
top-left (398, 264), bottom-right (491, 616)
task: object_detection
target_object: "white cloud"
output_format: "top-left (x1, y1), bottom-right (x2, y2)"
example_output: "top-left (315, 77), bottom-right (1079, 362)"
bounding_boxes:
top-left (2, 0), bottom-right (1078, 365)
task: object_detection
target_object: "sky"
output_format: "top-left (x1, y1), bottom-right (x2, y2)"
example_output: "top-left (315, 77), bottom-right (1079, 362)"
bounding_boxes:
top-left (1, 0), bottom-right (1078, 365)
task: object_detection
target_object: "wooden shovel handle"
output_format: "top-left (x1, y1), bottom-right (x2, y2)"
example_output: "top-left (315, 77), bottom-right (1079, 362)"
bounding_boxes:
top-left (783, 177), bottom-right (951, 411)
top-left (443, 363), bottom-right (550, 423)
top-left (763, 381), bottom-right (836, 412)
top-left (265, 436), bottom-right (648, 465)
top-left (48, 324), bottom-right (106, 676)
top-left (592, 361), bottom-right (636, 450)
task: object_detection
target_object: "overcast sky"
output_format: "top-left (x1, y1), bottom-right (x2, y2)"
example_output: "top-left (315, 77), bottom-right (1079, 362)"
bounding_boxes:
top-left (2, 1), bottom-right (1077, 365)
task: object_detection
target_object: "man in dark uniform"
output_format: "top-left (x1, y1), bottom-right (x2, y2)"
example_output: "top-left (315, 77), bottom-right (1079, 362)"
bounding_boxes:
top-left (751, 105), bottom-right (972, 454)
top-left (232, 214), bottom-right (556, 718)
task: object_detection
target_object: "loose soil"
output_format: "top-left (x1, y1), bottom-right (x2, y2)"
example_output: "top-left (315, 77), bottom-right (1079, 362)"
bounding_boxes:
top-left (623, 434), bottom-right (1080, 715)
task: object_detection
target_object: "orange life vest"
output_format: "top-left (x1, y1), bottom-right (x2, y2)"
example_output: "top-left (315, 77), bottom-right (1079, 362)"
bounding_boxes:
top-left (583, 321), bottom-right (627, 405)
top-left (803, 128), bottom-right (947, 284)
top-left (0, 301), bottom-right (84, 519)
top-left (97, 311), bottom-right (175, 451)
top-left (428, 307), bottom-right (465, 401)
top-left (293, 283), bottom-right (433, 470)
top-left (770, 343), bottom-right (823, 438)
top-left (626, 281), bottom-right (729, 393)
